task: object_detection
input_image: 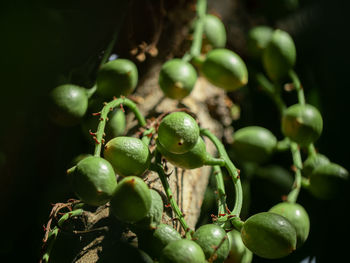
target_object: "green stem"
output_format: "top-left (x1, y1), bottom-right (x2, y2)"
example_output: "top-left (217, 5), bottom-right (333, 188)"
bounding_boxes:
top-left (151, 152), bottom-right (192, 238)
top-left (86, 84), bottom-right (97, 99)
top-left (275, 138), bottom-right (291, 152)
top-left (182, 0), bottom-right (207, 62)
top-left (141, 127), bottom-right (155, 146)
top-left (200, 129), bottom-right (243, 218)
top-left (41, 209), bottom-right (83, 263)
top-left (213, 165), bottom-right (226, 215)
top-left (93, 97), bottom-right (146, 156)
top-left (204, 156), bottom-right (226, 166)
top-left (255, 72), bottom-right (286, 115)
top-left (287, 143), bottom-right (303, 203)
top-left (288, 69), bottom-right (305, 105)
top-left (308, 143), bottom-right (317, 157)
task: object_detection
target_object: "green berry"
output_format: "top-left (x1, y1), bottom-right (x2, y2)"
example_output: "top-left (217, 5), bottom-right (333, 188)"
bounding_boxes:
top-left (309, 162), bottom-right (349, 199)
top-left (232, 126), bottom-right (277, 163)
top-left (157, 112), bottom-right (199, 154)
top-left (226, 229), bottom-right (253, 263)
top-left (158, 59), bottom-right (197, 100)
top-left (68, 156), bottom-right (117, 206)
top-left (262, 29), bottom-right (296, 81)
top-left (133, 189), bottom-right (164, 231)
top-left (241, 212), bottom-right (297, 259)
top-left (282, 104), bottom-right (323, 146)
top-left (49, 84), bottom-right (88, 126)
top-left (110, 176), bottom-right (152, 223)
top-left (104, 136), bottom-right (151, 177)
top-left (160, 239), bottom-right (206, 263)
top-left (269, 202), bottom-right (310, 248)
top-left (138, 223), bottom-right (182, 259)
top-left (193, 224), bottom-right (230, 263)
top-left (156, 137), bottom-right (212, 169)
top-left (96, 59), bottom-right (138, 98)
top-left (302, 153), bottom-right (330, 178)
top-left (246, 26), bottom-right (273, 59)
top-left (201, 48), bottom-right (248, 91)
top-left (203, 14), bottom-right (227, 49)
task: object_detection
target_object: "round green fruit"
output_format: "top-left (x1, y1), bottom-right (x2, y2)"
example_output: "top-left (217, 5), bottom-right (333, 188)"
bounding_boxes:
top-left (157, 112), bottom-right (199, 154)
top-left (160, 239), bottom-right (206, 263)
top-left (262, 29), bottom-right (296, 81)
top-left (302, 153), bottom-right (330, 178)
top-left (241, 212), bottom-right (296, 259)
top-left (203, 14), bottom-right (227, 49)
top-left (226, 229), bottom-right (253, 263)
top-left (193, 224), bottom-right (230, 263)
top-left (246, 26), bottom-right (273, 59)
top-left (104, 136), bottom-right (151, 177)
top-left (68, 156), bottom-right (117, 206)
top-left (232, 126), bottom-right (277, 163)
top-left (49, 84), bottom-right (88, 126)
top-left (309, 162), bottom-right (349, 199)
top-left (158, 59), bottom-right (197, 100)
top-left (110, 176), bottom-right (151, 223)
top-left (133, 189), bottom-right (164, 230)
top-left (96, 59), bottom-right (138, 98)
top-left (138, 223), bottom-right (182, 259)
top-left (269, 202), bottom-right (310, 248)
top-left (281, 104), bottom-right (323, 146)
top-left (156, 137), bottom-right (214, 169)
top-left (201, 48), bottom-right (248, 91)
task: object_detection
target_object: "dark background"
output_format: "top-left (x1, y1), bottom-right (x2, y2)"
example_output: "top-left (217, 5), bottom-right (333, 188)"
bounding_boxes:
top-left (0, 0), bottom-right (349, 262)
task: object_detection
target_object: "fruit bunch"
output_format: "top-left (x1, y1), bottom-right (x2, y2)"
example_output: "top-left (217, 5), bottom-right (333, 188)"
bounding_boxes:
top-left (41, 0), bottom-right (348, 262)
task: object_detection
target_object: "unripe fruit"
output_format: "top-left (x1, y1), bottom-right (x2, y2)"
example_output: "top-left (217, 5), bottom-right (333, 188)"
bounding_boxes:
top-left (160, 239), bottom-right (206, 263)
top-left (309, 162), bottom-right (349, 199)
top-left (157, 112), bottom-right (199, 154)
top-left (110, 176), bottom-right (151, 223)
top-left (241, 212), bottom-right (296, 259)
top-left (49, 84), bottom-right (88, 126)
top-left (225, 229), bottom-right (253, 263)
top-left (104, 136), bottom-right (151, 177)
top-left (262, 29), bottom-right (296, 81)
top-left (159, 59), bottom-right (197, 100)
top-left (246, 26), bottom-right (273, 59)
top-left (133, 189), bottom-right (164, 230)
top-left (96, 59), bottom-right (138, 98)
top-left (201, 49), bottom-right (248, 91)
top-left (282, 104), bottom-right (323, 146)
top-left (156, 137), bottom-right (212, 169)
top-left (232, 126), bottom-right (277, 163)
top-left (269, 202), bottom-right (310, 248)
top-left (138, 223), bottom-right (182, 259)
top-left (193, 224), bottom-right (230, 263)
top-left (302, 153), bottom-right (329, 178)
top-left (203, 14), bottom-right (227, 49)
top-left (68, 156), bottom-right (117, 206)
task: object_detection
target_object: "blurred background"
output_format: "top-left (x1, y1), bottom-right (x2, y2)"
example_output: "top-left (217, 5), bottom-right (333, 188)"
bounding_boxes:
top-left (0, 0), bottom-right (349, 262)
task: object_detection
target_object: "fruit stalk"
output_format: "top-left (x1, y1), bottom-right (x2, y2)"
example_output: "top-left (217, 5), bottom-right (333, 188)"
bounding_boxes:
top-left (287, 142), bottom-right (303, 203)
top-left (200, 128), bottom-right (244, 230)
top-left (93, 97), bottom-right (146, 156)
top-left (152, 152), bottom-right (192, 238)
top-left (213, 165), bottom-right (226, 215)
top-left (288, 69), bottom-right (305, 105)
top-left (182, 0), bottom-right (207, 62)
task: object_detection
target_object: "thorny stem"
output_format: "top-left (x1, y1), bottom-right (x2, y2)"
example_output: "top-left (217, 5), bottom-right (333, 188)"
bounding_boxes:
top-left (151, 151), bottom-right (192, 239)
top-left (200, 128), bottom-right (244, 230)
top-left (254, 72), bottom-right (286, 115)
top-left (41, 209), bottom-right (83, 263)
top-left (287, 143), bottom-right (303, 203)
top-left (213, 165), bottom-right (226, 215)
top-left (288, 69), bottom-right (305, 106)
top-left (182, 0), bottom-right (207, 62)
top-left (93, 97), bottom-right (146, 156)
